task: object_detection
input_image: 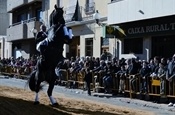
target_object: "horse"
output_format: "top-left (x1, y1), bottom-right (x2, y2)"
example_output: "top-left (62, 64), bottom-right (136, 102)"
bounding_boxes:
top-left (27, 5), bottom-right (72, 106)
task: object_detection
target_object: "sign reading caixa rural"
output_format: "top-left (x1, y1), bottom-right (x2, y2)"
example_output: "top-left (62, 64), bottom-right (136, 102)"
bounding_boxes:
top-left (127, 23), bottom-right (175, 36)
top-left (104, 15), bottom-right (175, 38)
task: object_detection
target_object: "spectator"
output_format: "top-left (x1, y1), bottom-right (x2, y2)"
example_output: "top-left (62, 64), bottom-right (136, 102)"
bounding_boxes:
top-left (139, 62), bottom-right (150, 93)
top-left (157, 63), bottom-right (166, 95)
top-left (103, 70), bottom-right (113, 93)
top-left (84, 68), bottom-right (92, 96)
top-left (166, 54), bottom-right (175, 107)
top-left (116, 65), bottom-right (127, 94)
top-left (127, 58), bottom-right (140, 92)
top-left (100, 50), bottom-right (108, 61)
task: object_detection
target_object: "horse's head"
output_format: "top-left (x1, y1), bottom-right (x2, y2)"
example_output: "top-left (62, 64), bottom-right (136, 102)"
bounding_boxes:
top-left (49, 4), bottom-right (65, 26)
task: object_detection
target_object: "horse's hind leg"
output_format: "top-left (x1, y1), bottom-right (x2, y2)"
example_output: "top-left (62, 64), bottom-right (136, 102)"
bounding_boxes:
top-left (34, 92), bottom-right (40, 105)
top-left (33, 81), bottom-right (42, 105)
top-left (48, 82), bottom-right (58, 105)
top-left (34, 71), bottom-right (42, 105)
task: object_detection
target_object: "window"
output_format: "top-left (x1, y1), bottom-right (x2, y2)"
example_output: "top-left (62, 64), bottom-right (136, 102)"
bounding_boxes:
top-left (27, 13), bottom-right (32, 20)
top-left (101, 37), bottom-right (109, 46)
top-left (124, 38), bottom-right (143, 54)
top-left (17, 13), bottom-right (27, 22)
top-left (85, 0), bottom-right (95, 14)
top-left (85, 38), bottom-right (93, 56)
top-left (36, 8), bottom-right (42, 21)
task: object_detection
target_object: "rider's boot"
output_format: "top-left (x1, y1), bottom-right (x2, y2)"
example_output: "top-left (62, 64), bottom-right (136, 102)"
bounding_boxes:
top-left (40, 45), bottom-right (45, 61)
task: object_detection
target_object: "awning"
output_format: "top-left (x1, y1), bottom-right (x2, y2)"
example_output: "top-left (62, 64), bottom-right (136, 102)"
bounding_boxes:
top-left (103, 26), bottom-right (126, 38)
top-left (64, 0), bottom-right (78, 22)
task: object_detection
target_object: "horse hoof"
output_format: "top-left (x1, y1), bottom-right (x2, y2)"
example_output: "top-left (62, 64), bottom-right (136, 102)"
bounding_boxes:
top-left (34, 101), bottom-right (40, 105)
top-left (52, 103), bottom-right (58, 107)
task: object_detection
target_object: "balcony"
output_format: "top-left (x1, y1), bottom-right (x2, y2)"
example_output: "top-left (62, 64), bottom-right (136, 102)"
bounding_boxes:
top-left (7, 22), bottom-right (27, 42)
top-left (64, 5), bottom-right (79, 23)
top-left (28, 0), bottom-right (41, 4)
top-left (7, 0), bottom-right (27, 12)
top-left (7, 18), bottom-right (41, 41)
top-left (7, 0), bottom-right (41, 12)
top-left (26, 18), bottom-right (41, 39)
top-left (64, 3), bottom-right (95, 24)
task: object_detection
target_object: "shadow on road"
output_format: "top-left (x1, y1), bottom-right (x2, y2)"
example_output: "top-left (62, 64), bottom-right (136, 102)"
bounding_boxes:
top-left (0, 96), bottom-right (121, 115)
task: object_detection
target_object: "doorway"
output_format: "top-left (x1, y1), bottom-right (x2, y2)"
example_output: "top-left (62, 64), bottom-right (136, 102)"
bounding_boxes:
top-left (152, 35), bottom-right (175, 58)
top-left (68, 36), bottom-right (80, 58)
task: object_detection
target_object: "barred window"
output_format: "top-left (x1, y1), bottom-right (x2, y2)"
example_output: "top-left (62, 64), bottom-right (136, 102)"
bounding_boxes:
top-left (85, 0), bottom-right (95, 14)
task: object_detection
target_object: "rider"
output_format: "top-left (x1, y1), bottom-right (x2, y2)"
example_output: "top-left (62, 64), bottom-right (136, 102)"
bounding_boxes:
top-left (35, 24), bottom-right (48, 61)
top-left (35, 24), bottom-right (73, 61)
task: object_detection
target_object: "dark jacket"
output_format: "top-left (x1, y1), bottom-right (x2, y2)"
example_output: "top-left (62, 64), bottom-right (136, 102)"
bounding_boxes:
top-left (35, 31), bottom-right (47, 44)
top-left (139, 67), bottom-right (151, 81)
top-left (84, 72), bottom-right (92, 83)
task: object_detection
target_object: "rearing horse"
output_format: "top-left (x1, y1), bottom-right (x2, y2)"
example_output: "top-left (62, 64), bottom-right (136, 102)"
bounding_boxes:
top-left (28, 5), bottom-right (72, 106)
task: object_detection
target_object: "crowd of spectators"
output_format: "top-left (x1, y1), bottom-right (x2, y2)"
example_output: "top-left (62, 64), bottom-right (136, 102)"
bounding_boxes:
top-left (0, 55), bottom-right (37, 76)
top-left (55, 55), bottom-right (174, 93)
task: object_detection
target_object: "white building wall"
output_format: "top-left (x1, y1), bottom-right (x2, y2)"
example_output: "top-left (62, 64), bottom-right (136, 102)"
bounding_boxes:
top-left (0, 36), bottom-right (12, 59)
top-left (80, 35), bottom-right (86, 57)
top-left (0, 0), bottom-right (9, 35)
top-left (93, 25), bottom-right (101, 58)
top-left (108, 0), bottom-right (175, 25)
top-left (5, 40), bottom-right (12, 58)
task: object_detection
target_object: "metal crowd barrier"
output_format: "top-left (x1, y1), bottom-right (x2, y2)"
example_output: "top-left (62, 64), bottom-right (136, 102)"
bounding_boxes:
top-left (0, 65), bottom-right (33, 79)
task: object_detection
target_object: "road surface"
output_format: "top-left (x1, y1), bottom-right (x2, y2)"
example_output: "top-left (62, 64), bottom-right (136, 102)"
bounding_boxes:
top-left (0, 76), bottom-right (175, 115)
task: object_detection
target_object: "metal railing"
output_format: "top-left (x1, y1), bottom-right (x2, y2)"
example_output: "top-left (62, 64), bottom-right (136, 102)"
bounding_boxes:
top-left (64, 3), bottom-right (95, 23)
top-left (9, 17), bottom-right (37, 28)
top-left (111, 0), bottom-right (124, 2)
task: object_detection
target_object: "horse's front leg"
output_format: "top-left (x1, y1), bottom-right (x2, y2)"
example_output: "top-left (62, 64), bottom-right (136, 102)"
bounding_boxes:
top-left (48, 81), bottom-right (58, 106)
top-left (34, 92), bottom-right (40, 105)
top-left (34, 80), bottom-right (41, 105)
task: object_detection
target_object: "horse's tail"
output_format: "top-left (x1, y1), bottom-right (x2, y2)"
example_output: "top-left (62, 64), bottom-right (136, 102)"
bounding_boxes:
top-left (27, 70), bottom-right (44, 92)
top-left (27, 70), bottom-right (37, 92)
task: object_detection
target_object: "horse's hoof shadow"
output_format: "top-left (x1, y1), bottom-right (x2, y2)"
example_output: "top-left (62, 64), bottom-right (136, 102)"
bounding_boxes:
top-left (51, 103), bottom-right (59, 107)
top-left (34, 101), bottom-right (40, 105)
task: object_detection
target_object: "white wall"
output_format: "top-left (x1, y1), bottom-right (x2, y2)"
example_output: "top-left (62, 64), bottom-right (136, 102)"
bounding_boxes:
top-left (108, 0), bottom-right (175, 24)
top-left (0, 36), bottom-right (12, 59)
top-left (93, 25), bottom-right (101, 58)
top-left (0, 0), bottom-right (9, 35)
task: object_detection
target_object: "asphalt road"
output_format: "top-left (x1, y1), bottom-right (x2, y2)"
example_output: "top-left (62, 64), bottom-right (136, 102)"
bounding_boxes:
top-left (0, 76), bottom-right (175, 115)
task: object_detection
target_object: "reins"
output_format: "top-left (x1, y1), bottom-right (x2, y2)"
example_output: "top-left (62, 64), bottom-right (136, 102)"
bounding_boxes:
top-left (46, 24), bottom-right (62, 42)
